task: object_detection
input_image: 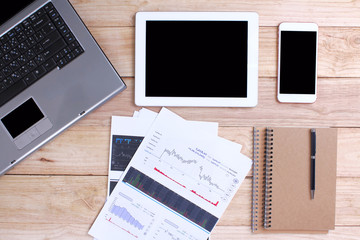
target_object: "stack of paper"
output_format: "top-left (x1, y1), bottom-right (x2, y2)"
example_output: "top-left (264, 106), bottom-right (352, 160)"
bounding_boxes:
top-left (89, 108), bottom-right (252, 240)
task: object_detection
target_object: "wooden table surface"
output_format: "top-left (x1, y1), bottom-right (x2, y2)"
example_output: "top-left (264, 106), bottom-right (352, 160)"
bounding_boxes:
top-left (1, 0), bottom-right (360, 239)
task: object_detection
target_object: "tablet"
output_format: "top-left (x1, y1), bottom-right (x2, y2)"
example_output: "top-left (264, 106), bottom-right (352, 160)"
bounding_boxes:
top-left (135, 12), bottom-right (259, 107)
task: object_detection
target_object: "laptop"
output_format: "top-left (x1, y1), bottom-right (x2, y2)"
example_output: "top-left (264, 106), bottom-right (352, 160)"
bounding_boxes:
top-left (0, 0), bottom-right (126, 175)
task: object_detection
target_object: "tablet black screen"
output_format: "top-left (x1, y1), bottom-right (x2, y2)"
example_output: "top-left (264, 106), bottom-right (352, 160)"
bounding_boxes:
top-left (145, 21), bottom-right (248, 98)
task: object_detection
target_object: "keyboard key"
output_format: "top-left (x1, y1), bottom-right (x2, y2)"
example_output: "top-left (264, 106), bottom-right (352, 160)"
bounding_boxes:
top-left (33, 65), bottom-right (46, 78)
top-left (36, 8), bottom-right (46, 17)
top-left (18, 42), bottom-right (29, 53)
top-left (9, 38), bottom-right (19, 48)
top-left (17, 55), bottom-right (28, 66)
top-left (7, 30), bottom-right (16, 39)
top-left (3, 77), bottom-right (14, 87)
top-left (35, 54), bottom-right (45, 65)
top-left (65, 52), bottom-right (75, 62)
top-left (40, 30), bottom-right (61, 49)
top-left (1, 43), bottom-right (11, 52)
top-left (58, 25), bottom-right (69, 35)
top-left (26, 36), bottom-right (36, 48)
top-left (34, 31), bottom-right (44, 42)
top-left (17, 32), bottom-right (27, 43)
top-left (0, 34), bottom-right (9, 44)
top-left (11, 71), bottom-right (21, 82)
top-left (2, 53), bottom-right (12, 64)
top-left (32, 15), bottom-right (50, 31)
top-left (23, 72), bottom-right (37, 85)
top-left (61, 47), bottom-right (70, 56)
top-left (57, 58), bottom-right (67, 68)
top-left (43, 38), bottom-right (67, 60)
top-left (26, 59), bottom-right (37, 71)
top-left (69, 41), bottom-right (79, 50)
top-left (9, 48), bottom-right (20, 58)
top-left (14, 24), bottom-right (24, 34)
top-left (33, 44), bottom-right (44, 54)
top-left (9, 60), bottom-right (20, 71)
top-left (0, 79), bottom-right (27, 107)
top-left (44, 58), bottom-right (56, 71)
top-left (0, 82), bottom-right (6, 93)
top-left (41, 22), bottom-right (56, 35)
top-left (53, 52), bottom-right (63, 62)
top-left (48, 9), bottom-right (59, 19)
top-left (64, 33), bottom-right (75, 44)
top-left (44, 2), bottom-right (54, 12)
top-left (73, 47), bottom-right (84, 57)
top-left (2, 66), bottom-right (12, 76)
top-left (25, 26), bottom-right (35, 36)
top-left (26, 49), bottom-right (36, 59)
top-left (53, 17), bottom-right (64, 27)
top-left (22, 19), bottom-right (31, 28)
top-left (29, 13), bottom-right (38, 22)
top-left (19, 65), bottom-right (30, 75)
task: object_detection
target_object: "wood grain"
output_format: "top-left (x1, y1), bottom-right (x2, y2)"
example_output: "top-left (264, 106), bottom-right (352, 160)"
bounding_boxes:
top-left (6, 126), bottom-right (360, 178)
top-left (87, 27), bottom-right (360, 78)
top-left (70, 0), bottom-right (360, 27)
top-left (44, 77), bottom-right (359, 128)
top-left (1, 224), bottom-right (359, 240)
top-left (0, 223), bottom-right (91, 240)
top-left (211, 226), bottom-right (360, 239)
top-left (0, 176), bottom-right (359, 227)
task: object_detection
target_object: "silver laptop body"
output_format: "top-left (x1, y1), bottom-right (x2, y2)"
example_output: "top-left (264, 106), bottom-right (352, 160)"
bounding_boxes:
top-left (0, 0), bottom-right (126, 175)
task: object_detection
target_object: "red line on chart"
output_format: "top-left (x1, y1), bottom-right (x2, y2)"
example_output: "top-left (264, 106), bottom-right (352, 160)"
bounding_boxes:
top-left (106, 217), bottom-right (138, 238)
top-left (154, 167), bottom-right (220, 207)
top-left (154, 167), bottom-right (186, 188)
top-left (190, 190), bottom-right (219, 207)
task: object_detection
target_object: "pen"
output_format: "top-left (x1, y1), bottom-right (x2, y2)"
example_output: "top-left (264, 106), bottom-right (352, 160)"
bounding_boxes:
top-left (310, 128), bottom-right (316, 200)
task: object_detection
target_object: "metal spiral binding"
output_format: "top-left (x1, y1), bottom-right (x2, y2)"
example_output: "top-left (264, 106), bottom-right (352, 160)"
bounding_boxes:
top-left (264, 128), bottom-right (274, 229)
top-left (251, 128), bottom-right (260, 232)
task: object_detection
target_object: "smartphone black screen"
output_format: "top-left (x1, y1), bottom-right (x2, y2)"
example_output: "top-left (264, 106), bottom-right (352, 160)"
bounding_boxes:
top-left (279, 31), bottom-right (317, 94)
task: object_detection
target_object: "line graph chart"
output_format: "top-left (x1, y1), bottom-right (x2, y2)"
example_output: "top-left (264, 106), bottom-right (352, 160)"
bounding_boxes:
top-left (111, 135), bottom-right (144, 171)
top-left (141, 130), bottom-right (240, 207)
top-left (106, 196), bottom-right (155, 238)
top-left (159, 148), bottom-right (198, 164)
top-left (110, 204), bottom-right (145, 230)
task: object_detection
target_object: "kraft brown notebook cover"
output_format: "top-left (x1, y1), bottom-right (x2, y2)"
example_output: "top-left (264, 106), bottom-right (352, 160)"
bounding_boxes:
top-left (252, 127), bottom-right (337, 233)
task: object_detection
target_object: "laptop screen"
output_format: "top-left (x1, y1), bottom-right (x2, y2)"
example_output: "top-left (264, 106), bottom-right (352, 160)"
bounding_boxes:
top-left (0, 0), bottom-right (36, 25)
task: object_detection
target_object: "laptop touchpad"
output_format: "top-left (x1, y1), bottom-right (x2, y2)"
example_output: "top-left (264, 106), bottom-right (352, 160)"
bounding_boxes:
top-left (1, 98), bottom-right (53, 149)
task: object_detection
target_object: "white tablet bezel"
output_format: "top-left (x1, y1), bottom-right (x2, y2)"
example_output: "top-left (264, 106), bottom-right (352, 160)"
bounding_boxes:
top-left (135, 12), bottom-right (259, 107)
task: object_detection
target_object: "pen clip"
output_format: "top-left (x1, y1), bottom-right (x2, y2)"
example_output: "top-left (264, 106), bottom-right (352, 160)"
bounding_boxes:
top-left (311, 128), bottom-right (316, 156)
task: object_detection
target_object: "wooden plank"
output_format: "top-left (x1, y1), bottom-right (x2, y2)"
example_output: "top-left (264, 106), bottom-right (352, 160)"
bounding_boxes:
top-left (1, 224), bottom-right (359, 240)
top-left (88, 27), bottom-right (360, 78)
top-left (0, 176), bottom-right (359, 226)
top-left (6, 125), bottom-right (360, 178)
top-left (211, 226), bottom-right (360, 239)
top-left (67, 77), bottom-right (360, 128)
top-left (70, 0), bottom-right (360, 27)
top-left (0, 223), bottom-right (91, 240)
top-left (0, 176), bottom-right (106, 224)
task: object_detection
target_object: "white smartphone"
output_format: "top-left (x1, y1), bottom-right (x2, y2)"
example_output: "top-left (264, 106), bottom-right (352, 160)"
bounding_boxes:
top-left (277, 23), bottom-right (318, 103)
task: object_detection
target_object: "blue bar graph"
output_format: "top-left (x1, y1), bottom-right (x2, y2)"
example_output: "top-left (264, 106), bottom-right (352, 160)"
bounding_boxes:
top-left (110, 204), bottom-right (145, 230)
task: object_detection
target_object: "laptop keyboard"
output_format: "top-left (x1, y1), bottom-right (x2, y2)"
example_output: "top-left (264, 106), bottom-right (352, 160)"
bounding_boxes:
top-left (0, 2), bottom-right (84, 107)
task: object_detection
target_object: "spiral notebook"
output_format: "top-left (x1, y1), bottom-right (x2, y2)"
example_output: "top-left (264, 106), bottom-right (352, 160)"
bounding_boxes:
top-left (252, 127), bottom-right (337, 233)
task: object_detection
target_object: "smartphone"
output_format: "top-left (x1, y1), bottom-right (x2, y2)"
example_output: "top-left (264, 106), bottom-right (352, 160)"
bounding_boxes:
top-left (277, 23), bottom-right (318, 103)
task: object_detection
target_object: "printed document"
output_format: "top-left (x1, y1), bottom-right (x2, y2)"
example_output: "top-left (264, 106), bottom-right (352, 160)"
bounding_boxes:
top-left (90, 108), bottom-right (251, 240)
